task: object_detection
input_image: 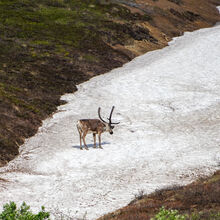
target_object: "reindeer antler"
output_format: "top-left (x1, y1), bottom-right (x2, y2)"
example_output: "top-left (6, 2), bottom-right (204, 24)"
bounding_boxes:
top-left (108, 106), bottom-right (120, 125)
top-left (98, 106), bottom-right (120, 124)
top-left (98, 107), bottom-right (108, 123)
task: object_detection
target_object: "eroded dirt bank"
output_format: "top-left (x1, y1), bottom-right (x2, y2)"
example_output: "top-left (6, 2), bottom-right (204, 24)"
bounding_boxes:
top-left (0, 0), bottom-right (219, 166)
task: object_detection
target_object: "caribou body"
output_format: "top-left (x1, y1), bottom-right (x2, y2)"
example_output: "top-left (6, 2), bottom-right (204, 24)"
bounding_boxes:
top-left (77, 106), bottom-right (119, 150)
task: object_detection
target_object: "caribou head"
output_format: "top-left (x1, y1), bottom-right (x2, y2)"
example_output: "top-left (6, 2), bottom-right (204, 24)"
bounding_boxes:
top-left (98, 106), bottom-right (120, 135)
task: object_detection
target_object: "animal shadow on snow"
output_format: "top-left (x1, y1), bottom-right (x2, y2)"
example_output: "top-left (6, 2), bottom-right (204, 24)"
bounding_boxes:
top-left (72, 142), bottom-right (110, 150)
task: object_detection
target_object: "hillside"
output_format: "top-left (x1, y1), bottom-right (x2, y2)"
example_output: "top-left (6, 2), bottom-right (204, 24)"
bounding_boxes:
top-left (98, 170), bottom-right (220, 220)
top-left (0, 0), bottom-right (220, 167)
top-left (0, 0), bottom-right (220, 218)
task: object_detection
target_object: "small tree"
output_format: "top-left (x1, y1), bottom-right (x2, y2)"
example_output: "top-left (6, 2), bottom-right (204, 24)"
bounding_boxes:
top-left (0, 202), bottom-right (50, 220)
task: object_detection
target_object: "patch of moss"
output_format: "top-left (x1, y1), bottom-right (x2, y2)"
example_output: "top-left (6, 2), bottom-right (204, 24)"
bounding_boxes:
top-left (31, 40), bottom-right (51, 46)
top-left (206, 174), bottom-right (220, 184)
top-left (0, 84), bottom-right (40, 114)
top-left (0, 0), bottom-right (151, 50)
top-left (83, 54), bottom-right (100, 62)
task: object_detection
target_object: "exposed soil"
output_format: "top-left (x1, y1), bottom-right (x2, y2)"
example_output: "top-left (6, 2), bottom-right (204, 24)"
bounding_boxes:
top-left (0, 0), bottom-right (219, 168)
top-left (98, 170), bottom-right (220, 219)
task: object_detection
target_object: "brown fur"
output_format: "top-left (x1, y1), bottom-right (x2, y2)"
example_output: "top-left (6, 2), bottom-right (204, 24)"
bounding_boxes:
top-left (77, 119), bottom-right (111, 150)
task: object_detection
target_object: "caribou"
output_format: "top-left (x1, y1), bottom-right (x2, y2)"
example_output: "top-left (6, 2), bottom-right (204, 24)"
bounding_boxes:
top-left (77, 106), bottom-right (120, 150)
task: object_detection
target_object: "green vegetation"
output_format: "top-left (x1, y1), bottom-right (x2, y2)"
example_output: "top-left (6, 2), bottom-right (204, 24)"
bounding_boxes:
top-left (1, 202), bottom-right (220, 220)
top-left (0, 0), bottom-right (150, 49)
top-left (0, 202), bottom-right (49, 220)
top-left (151, 207), bottom-right (187, 220)
top-left (151, 207), bottom-right (220, 220)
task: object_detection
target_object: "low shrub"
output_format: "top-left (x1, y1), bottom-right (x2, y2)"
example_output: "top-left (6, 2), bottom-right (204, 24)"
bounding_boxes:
top-left (151, 207), bottom-right (187, 220)
top-left (0, 201), bottom-right (50, 220)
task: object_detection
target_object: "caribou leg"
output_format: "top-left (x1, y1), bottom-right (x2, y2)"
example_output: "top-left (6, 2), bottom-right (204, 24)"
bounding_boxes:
top-left (77, 126), bottom-right (83, 150)
top-left (98, 133), bottom-right (103, 149)
top-left (79, 133), bottom-right (83, 150)
top-left (93, 133), bottom-right (97, 148)
top-left (82, 132), bottom-right (89, 150)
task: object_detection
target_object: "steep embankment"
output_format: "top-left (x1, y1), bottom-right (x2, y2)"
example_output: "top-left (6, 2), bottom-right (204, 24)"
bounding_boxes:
top-left (0, 0), bottom-right (219, 166)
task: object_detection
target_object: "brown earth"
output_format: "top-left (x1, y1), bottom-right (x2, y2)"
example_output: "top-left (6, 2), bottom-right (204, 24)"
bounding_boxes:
top-left (98, 170), bottom-right (220, 219)
top-left (0, 0), bottom-right (219, 168)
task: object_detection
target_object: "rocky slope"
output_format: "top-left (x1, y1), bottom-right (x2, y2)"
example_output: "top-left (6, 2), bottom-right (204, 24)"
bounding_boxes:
top-left (0, 0), bottom-right (219, 167)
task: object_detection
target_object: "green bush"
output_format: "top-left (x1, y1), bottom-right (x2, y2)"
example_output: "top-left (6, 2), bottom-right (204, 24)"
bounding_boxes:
top-left (151, 207), bottom-right (187, 220)
top-left (151, 207), bottom-right (220, 220)
top-left (0, 202), bottom-right (50, 220)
